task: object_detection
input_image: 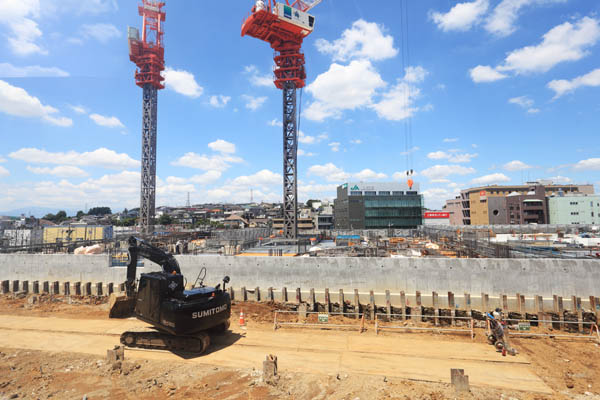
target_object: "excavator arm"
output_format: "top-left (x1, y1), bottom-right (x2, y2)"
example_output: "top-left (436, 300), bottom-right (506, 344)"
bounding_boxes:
top-left (125, 236), bottom-right (180, 296)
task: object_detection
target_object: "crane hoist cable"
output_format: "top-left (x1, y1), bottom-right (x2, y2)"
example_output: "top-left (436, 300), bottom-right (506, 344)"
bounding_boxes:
top-left (400, 0), bottom-right (414, 189)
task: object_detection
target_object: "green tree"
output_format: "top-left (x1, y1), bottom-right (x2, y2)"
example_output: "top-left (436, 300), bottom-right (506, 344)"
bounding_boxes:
top-left (42, 213), bottom-right (55, 221)
top-left (76, 210), bottom-right (85, 219)
top-left (55, 210), bottom-right (67, 222)
top-left (158, 214), bottom-right (173, 225)
top-left (88, 207), bottom-right (112, 216)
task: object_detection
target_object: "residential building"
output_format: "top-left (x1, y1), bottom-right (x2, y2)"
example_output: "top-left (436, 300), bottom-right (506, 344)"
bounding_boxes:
top-left (334, 182), bottom-right (423, 229)
top-left (452, 182), bottom-right (594, 225)
top-left (505, 185), bottom-right (548, 224)
top-left (443, 198), bottom-right (462, 225)
top-left (548, 193), bottom-right (600, 225)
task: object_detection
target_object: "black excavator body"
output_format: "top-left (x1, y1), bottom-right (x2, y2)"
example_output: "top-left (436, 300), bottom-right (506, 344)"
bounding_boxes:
top-left (109, 236), bottom-right (231, 353)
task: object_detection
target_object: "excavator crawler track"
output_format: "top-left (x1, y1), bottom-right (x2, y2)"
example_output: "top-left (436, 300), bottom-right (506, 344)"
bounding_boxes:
top-left (120, 330), bottom-right (210, 354)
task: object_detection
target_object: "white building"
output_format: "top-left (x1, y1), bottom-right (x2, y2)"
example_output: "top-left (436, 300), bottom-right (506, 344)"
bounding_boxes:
top-left (548, 194), bottom-right (600, 225)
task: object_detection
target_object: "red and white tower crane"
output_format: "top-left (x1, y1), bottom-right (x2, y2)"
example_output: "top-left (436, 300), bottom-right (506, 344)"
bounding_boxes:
top-left (128, 0), bottom-right (166, 233)
top-left (242, 0), bottom-right (321, 239)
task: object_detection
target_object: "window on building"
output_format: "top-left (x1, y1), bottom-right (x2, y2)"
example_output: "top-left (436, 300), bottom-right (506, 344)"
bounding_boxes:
top-left (406, 191), bottom-right (418, 195)
top-left (364, 191), bottom-right (377, 196)
top-left (350, 191), bottom-right (362, 196)
top-left (591, 201), bottom-right (594, 207)
top-left (378, 191), bottom-right (390, 196)
top-left (392, 191), bottom-right (404, 195)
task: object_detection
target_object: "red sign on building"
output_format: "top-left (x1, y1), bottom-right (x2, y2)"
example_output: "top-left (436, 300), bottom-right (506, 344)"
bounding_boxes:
top-left (424, 212), bottom-right (450, 219)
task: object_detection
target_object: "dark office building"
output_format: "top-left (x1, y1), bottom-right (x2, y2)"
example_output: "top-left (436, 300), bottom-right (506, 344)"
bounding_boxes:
top-left (334, 182), bottom-right (423, 229)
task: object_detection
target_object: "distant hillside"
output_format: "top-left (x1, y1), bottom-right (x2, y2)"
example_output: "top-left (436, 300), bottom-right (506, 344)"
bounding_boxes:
top-left (0, 207), bottom-right (79, 219)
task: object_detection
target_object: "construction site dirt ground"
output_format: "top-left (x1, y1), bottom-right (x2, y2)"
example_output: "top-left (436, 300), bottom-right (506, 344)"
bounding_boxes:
top-left (0, 295), bottom-right (599, 399)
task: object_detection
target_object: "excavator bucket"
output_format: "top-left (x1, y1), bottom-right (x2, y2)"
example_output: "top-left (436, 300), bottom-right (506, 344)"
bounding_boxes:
top-left (108, 293), bottom-right (136, 318)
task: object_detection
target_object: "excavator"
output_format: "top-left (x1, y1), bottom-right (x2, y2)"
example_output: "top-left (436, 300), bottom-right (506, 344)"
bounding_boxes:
top-left (109, 236), bottom-right (231, 354)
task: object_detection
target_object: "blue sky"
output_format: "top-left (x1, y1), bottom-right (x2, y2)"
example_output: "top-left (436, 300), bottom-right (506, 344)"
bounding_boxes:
top-left (1, 0), bottom-right (599, 214)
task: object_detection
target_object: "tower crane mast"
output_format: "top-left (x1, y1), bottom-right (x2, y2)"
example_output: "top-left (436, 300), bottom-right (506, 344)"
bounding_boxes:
top-left (242, 0), bottom-right (320, 239)
top-left (128, 0), bottom-right (166, 233)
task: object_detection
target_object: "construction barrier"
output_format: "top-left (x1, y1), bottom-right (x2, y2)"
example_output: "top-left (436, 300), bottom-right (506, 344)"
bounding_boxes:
top-left (273, 310), bottom-right (366, 332)
top-left (490, 318), bottom-right (600, 343)
top-left (375, 313), bottom-right (475, 339)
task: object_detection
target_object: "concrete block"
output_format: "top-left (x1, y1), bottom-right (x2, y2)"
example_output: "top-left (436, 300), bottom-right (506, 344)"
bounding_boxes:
top-left (339, 289), bottom-right (345, 314)
top-left (432, 291), bottom-right (439, 326)
top-left (254, 286), bottom-right (260, 302)
top-left (228, 286), bottom-right (234, 300)
top-left (502, 294), bottom-right (508, 311)
top-left (281, 287), bottom-right (287, 302)
top-left (42, 281), bottom-right (49, 294)
top-left (370, 290), bottom-right (375, 320)
top-left (324, 288), bottom-right (330, 313)
top-left (1, 280), bottom-right (8, 294)
top-left (32, 281), bottom-right (39, 294)
top-left (298, 303), bottom-right (307, 319)
top-left (11, 280), bottom-right (19, 293)
top-left (84, 282), bottom-right (92, 296)
top-left (262, 354), bottom-right (278, 385)
top-left (385, 290), bottom-right (391, 320)
top-left (107, 345), bottom-right (125, 365)
top-left (481, 293), bottom-right (489, 313)
top-left (354, 289), bottom-right (360, 318)
top-left (52, 281), bottom-right (59, 295)
top-left (107, 282), bottom-right (114, 295)
top-left (268, 287), bottom-right (274, 302)
top-left (95, 282), bottom-right (103, 296)
top-left (241, 286), bottom-right (247, 301)
top-left (400, 291), bottom-right (406, 320)
top-left (73, 282), bottom-right (82, 296)
top-left (295, 288), bottom-right (301, 304)
top-left (451, 369), bottom-right (470, 393)
top-left (62, 281), bottom-right (70, 296)
top-left (414, 291), bottom-right (422, 322)
top-left (21, 280), bottom-right (28, 294)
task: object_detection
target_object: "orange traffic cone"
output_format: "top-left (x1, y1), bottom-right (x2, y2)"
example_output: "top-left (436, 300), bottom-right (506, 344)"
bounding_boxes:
top-left (239, 309), bottom-right (246, 329)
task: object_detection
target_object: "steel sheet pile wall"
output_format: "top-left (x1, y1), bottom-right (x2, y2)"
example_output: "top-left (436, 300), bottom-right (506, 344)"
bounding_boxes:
top-left (0, 254), bottom-right (598, 298)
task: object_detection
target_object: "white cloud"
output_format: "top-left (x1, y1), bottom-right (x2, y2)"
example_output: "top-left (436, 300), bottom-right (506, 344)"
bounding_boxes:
top-left (163, 67), bottom-right (203, 98)
top-left (241, 95), bottom-right (267, 111)
top-left (171, 152), bottom-right (243, 172)
top-left (547, 68), bottom-right (600, 99)
top-left (315, 19), bottom-right (398, 62)
top-left (80, 23), bottom-right (120, 43)
top-left (508, 96), bottom-right (534, 108)
top-left (430, 0), bottom-right (489, 32)
top-left (209, 95), bottom-right (231, 108)
top-left (350, 139), bottom-right (362, 145)
top-left (9, 148), bottom-right (139, 169)
top-left (421, 165), bottom-right (476, 180)
top-left (297, 149), bottom-right (316, 157)
top-left (0, 80), bottom-right (72, 127)
top-left (471, 173), bottom-right (511, 185)
top-left (189, 170), bottom-right (222, 185)
top-left (308, 163), bottom-right (387, 183)
top-left (89, 113), bottom-right (124, 129)
top-left (307, 163), bottom-right (350, 182)
top-left (354, 169), bottom-right (387, 181)
top-left (485, 0), bottom-right (566, 37)
top-left (268, 119), bottom-right (283, 127)
top-left (501, 17), bottom-right (600, 74)
top-left (403, 66), bottom-right (428, 83)
top-left (26, 165), bottom-right (88, 178)
top-left (298, 131), bottom-right (328, 145)
top-left (70, 105), bottom-right (86, 114)
top-left (508, 95), bottom-right (540, 113)
top-left (503, 160), bottom-right (532, 171)
top-left (443, 138), bottom-right (459, 143)
top-left (371, 79), bottom-right (421, 121)
top-left (304, 60), bottom-right (385, 121)
top-left (0, 157), bottom-right (6, 163)
top-left (427, 151), bottom-right (477, 163)
top-left (0, 166), bottom-right (9, 177)
top-left (392, 170), bottom-right (418, 181)
top-left (230, 169), bottom-right (281, 188)
top-left (546, 175), bottom-right (572, 183)
top-left (328, 142), bottom-right (341, 152)
top-left (400, 146), bottom-right (420, 156)
top-left (0, 0), bottom-right (45, 56)
top-left (469, 65), bottom-right (508, 83)
top-left (208, 139), bottom-right (236, 154)
top-left (243, 65), bottom-right (273, 87)
top-left (0, 63), bottom-right (69, 78)
top-left (428, 151), bottom-right (449, 160)
top-left (573, 158), bottom-right (600, 170)
top-left (430, 179), bottom-right (451, 184)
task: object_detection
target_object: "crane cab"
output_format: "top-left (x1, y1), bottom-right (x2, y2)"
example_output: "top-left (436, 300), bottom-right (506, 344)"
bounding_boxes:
top-left (275, 3), bottom-right (315, 36)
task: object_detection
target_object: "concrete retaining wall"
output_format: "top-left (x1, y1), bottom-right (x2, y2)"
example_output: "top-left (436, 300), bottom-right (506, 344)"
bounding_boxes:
top-left (0, 254), bottom-right (598, 298)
